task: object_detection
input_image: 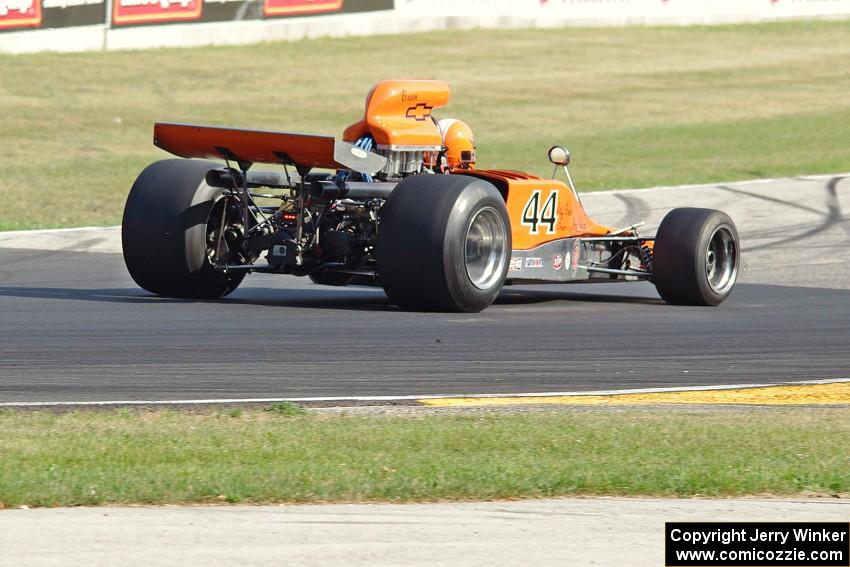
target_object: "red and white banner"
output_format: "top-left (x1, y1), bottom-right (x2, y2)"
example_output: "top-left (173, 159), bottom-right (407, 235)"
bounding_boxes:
top-left (263, 0), bottom-right (342, 18)
top-left (0, 0), bottom-right (42, 29)
top-left (111, 0), bottom-right (201, 25)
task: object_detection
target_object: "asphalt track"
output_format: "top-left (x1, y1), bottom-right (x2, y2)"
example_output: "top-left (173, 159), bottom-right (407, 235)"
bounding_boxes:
top-left (1, 175), bottom-right (848, 403)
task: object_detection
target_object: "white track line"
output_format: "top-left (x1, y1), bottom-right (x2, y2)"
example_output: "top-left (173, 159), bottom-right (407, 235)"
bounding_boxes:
top-left (2, 378), bottom-right (848, 408)
top-left (0, 225), bottom-right (120, 236)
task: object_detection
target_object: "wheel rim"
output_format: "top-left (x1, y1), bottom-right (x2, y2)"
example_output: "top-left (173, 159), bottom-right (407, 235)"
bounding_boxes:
top-left (705, 226), bottom-right (738, 295)
top-left (206, 196), bottom-right (241, 267)
top-left (465, 207), bottom-right (507, 290)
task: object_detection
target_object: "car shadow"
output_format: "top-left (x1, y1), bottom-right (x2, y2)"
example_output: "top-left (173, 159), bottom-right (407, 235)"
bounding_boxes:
top-left (0, 284), bottom-right (664, 311)
top-left (497, 287), bottom-right (663, 306)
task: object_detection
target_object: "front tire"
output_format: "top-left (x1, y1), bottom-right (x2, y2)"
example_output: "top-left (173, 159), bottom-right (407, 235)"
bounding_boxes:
top-left (122, 159), bottom-right (245, 299)
top-left (653, 207), bottom-right (739, 306)
top-left (377, 174), bottom-right (510, 312)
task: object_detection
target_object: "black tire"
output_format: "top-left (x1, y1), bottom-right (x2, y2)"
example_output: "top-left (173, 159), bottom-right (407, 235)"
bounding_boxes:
top-left (122, 159), bottom-right (245, 299)
top-left (377, 174), bottom-right (511, 312)
top-left (653, 207), bottom-right (739, 306)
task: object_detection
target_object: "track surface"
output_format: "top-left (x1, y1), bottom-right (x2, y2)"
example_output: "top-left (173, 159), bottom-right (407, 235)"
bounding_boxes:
top-left (1, 175), bottom-right (848, 403)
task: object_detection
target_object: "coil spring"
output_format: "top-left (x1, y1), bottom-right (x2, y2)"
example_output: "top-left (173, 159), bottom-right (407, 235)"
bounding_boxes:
top-left (640, 245), bottom-right (654, 271)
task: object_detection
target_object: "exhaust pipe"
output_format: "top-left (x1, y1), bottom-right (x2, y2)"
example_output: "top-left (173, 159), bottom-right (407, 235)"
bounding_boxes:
top-left (311, 180), bottom-right (397, 200)
top-left (206, 169), bottom-right (396, 200)
top-left (205, 168), bottom-right (293, 189)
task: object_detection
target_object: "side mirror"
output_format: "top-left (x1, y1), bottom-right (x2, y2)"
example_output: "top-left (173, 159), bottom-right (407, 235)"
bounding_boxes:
top-left (548, 145), bottom-right (581, 203)
top-left (547, 145), bottom-right (571, 166)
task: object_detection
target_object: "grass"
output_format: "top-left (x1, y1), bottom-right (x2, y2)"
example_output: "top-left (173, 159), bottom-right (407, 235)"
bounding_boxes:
top-left (0, 20), bottom-right (849, 229)
top-left (264, 401), bottom-right (308, 416)
top-left (0, 408), bottom-right (848, 507)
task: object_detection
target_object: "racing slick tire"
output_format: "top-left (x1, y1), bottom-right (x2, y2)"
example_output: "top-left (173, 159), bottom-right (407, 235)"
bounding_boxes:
top-left (377, 174), bottom-right (511, 312)
top-left (122, 159), bottom-right (245, 299)
top-left (652, 207), bottom-right (739, 306)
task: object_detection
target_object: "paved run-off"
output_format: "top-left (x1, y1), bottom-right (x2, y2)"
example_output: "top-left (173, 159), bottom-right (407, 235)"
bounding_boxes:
top-left (2, 499), bottom-right (849, 567)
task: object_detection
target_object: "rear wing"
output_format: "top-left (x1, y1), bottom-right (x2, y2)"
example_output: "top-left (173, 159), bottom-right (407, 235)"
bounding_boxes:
top-left (153, 122), bottom-right (386, 174)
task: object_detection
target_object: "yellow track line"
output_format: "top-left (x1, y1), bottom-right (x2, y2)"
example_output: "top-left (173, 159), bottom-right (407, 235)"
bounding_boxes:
top-left (419, 382), bottom-right (850, 407)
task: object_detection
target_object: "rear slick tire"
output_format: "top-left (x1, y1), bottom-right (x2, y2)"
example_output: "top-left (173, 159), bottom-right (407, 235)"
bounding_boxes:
top-left (377, 174), bottom-right (510, 313)
top-left (653, 207), bottom-right (739, 306)
top-left (122, 159), bottom-right (245, 299)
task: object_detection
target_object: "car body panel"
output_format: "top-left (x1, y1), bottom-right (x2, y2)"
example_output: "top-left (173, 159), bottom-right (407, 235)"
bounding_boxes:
top-left (458, 170), bottom-right (615, 251)
top-left (342, 79), bottom-right (449, 149)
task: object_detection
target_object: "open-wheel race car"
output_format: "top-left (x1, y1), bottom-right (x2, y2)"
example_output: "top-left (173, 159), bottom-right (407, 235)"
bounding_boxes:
top-left (122, 80), bottom-right (739, 312)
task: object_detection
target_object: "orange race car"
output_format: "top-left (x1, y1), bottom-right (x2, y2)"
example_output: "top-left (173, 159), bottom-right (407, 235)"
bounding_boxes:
top-left (122, 80), bottom-right (739, 312)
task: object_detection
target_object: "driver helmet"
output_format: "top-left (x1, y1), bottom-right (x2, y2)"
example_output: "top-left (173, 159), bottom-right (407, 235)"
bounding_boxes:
top-left (438, 119), bottom-right (476, 170)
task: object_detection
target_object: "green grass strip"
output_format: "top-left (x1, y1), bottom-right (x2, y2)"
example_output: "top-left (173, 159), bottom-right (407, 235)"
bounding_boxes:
top-left (1, 408), bottom-right (848, 507)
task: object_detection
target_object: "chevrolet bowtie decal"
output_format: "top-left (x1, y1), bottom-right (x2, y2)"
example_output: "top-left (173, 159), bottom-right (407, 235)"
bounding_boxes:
top-left (405, 103), bottom-right (433, 121)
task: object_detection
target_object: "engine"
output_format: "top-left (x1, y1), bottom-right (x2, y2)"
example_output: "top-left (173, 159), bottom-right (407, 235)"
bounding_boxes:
top-left (374, 149), bottom-right (430, 179)
top-left (342, 79), bottom-right (449, 181)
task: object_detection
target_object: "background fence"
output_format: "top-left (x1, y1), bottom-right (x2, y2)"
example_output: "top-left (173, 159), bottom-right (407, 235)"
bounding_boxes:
top-left (3, 0), bottom-right (850, 53)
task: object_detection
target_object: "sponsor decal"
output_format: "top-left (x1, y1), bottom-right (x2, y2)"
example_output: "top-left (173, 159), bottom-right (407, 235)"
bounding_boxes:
top-left (112, 0), bottom-right (201, 25)
top-left (405, 102), bottom-right (433, 122)
top-left (508, 256), bottom-right (522, 272)
top-left (525, 257), bottom-right (543, 269)
top-left (570, 240), bottom-right (581, 276)
top-left (552, 254), bottom-right (563, 271)
top-left (0, 0), bottom-right (42, 29)
top-left (264, 0), bottom-right (341, 17)
top-left (6, 0), bottom-right (106, 32)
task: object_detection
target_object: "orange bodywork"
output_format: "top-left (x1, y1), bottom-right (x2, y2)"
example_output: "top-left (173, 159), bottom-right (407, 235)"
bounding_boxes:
top-left (343, 80), bottom-right (449, 149)
top-left (154, 122), bottom-right (339, 169)
top-left (462, 170), bottom-right (615, 250)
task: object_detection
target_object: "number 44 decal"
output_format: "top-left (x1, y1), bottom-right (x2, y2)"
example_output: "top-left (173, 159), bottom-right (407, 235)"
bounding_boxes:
top-left (521, 190), bottom-right (558, 235)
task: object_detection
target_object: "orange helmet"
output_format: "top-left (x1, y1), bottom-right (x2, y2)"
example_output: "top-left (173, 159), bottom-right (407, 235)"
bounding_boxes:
top-left (438, 119), bottom-right (476, 170)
